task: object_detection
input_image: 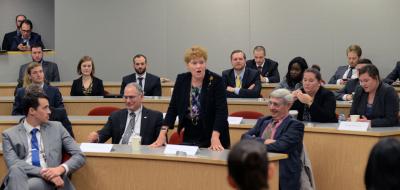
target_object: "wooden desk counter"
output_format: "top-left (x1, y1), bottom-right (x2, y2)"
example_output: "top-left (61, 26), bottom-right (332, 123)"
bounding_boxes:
top-left (0, 96), bottom-right (352, 116)
top-left (0, 145), bottom-right (286, 190)
top-left (2, 116), bottom-right (400, 189)
top-left (0, 96), bottom-right (272, 116)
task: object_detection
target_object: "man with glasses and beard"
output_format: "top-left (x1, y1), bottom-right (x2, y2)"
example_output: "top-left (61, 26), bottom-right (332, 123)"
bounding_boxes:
top-left (120, 54), bottom-right (161, 96)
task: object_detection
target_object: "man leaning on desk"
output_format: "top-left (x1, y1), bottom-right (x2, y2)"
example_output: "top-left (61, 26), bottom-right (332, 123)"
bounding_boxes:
top-left (88, 82), bottom-right (163, 145)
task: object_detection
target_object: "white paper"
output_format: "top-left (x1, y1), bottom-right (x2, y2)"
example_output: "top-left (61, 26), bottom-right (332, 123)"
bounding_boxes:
top-left (338, 121), bottom-right (370, 132)
top-left (228, 116), bottom-right (243, 124)
top-left (164, 144), bottom-right (199, 156)
top-left (80, 143), bottom-right (113, 153)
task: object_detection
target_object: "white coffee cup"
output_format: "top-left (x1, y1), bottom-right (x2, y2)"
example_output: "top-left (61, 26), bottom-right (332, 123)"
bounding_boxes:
top-left (130, 135), bottom-right (142, 150)
top-left (350, 115), bottom-right (360, 122)
top-left (289, 110), bottom-right (299, 119)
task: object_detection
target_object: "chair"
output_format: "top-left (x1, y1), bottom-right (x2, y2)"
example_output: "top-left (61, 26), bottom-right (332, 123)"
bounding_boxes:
top-left (169, 131), bottom-right (184, 145)
top-left (229, 111), bottom-right (264, 119)
top-left (88, 106), bottom-right (120, 116)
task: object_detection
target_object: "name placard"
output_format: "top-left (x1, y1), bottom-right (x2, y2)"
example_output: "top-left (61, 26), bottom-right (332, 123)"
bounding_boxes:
top-left (164, 144), bottom-right (199, 156)
top-left (338, 121), bottom-right (370, 132)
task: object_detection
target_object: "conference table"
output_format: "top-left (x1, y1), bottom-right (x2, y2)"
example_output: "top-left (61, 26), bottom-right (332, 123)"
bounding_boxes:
top-left (0, 144), bottom-right (286, 190)
top-left (0, 96), bottom-right (352, 116)
top-left (1, 81), bottom-right (400, 97)
top-left (1, 115), bottom-right (400, 189)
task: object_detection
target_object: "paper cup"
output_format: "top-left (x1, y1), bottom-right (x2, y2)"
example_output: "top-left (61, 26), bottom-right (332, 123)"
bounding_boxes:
top-left (350, 115), bottom-right (360, 122)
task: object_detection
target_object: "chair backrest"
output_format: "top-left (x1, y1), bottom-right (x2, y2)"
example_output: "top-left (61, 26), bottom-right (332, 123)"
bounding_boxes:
top-left (230, 111), bottom-right (264, 119)
top-left (169, 131), bottom-right (184, 145)
top-left (88, 106), bottom-right (120, 116)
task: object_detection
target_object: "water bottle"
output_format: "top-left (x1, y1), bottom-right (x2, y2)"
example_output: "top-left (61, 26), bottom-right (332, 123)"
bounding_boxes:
top-left (338, 113), bottom-right (346, 123)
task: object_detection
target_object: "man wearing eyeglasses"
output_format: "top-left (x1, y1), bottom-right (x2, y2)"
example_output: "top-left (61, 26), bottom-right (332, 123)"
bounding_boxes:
top-left (9, 19), bottom-right (45, 51)
top-left (2, 14), bottom-right (26, 50)
top-left (87, 82), bottom-right (163, 145)
top-left (241, 88), bottom-right (304, 190)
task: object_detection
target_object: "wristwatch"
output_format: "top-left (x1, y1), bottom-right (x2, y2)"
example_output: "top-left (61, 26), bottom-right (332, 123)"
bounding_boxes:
top-left (161, 126), bottom-right (169, 131)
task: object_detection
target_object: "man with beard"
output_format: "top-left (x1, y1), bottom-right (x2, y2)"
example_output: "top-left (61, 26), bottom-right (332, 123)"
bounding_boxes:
top-left (120, 54), bottom-right (161, 96)
top-left (9, 19), bottom-right (45, 51)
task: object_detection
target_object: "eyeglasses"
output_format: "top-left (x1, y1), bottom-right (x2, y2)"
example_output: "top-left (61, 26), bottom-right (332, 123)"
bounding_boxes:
top-left (123, 95), bottom-right (138, 100)
top-left (267, 100), bottom-right (285, 107)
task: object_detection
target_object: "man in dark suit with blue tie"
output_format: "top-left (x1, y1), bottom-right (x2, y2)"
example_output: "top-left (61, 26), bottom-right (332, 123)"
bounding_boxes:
top-left (222, 50), bottom-right (261, 98)
top-left (2, 14), bottom-right (26, 51)
top-left (120, 54), bottom-right (161, 96)
top-left (246, 45), bottom-right (280, 83)
top-left (88, 82), bottom-right (163, 145)
top-left (9, 19), bottom-right (45, 51)
top-left (242, 88), bottom-right (304, 190)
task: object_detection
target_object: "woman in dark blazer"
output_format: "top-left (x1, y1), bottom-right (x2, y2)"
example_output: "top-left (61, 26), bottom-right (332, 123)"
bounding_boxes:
top-left (70, 56), bottom-right (104, 96)
top-left (291, 68), bottom-right (337, 122)
top-left (351, 64), bottom-right (399, 127)
top-left (151, 46), bottom-right (230, 150)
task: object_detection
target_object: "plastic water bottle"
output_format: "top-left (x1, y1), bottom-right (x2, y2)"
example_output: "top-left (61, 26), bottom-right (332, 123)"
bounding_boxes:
top-left (338, 113), bottom-right (346, 123)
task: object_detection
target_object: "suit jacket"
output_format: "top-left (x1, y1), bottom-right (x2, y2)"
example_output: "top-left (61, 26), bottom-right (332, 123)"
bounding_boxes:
top-left (2, 30), bottom-right (18, 51)
top-left (242, 116), bottom-right (304, 190)
top-left (12, 84), bottom-right (64, 115)
top-left (222, 68), bottom-right (262, 98)
top-left (97, 107), bottom-right (162, 145)
top-left (70, 76), bottom-right (104, 96)
top-left (2, 121), bottom-right (85, 189)
top-left (9, 32), bottom-right (45, 51)
top-left (120, 72), bottom-right (161, 96)
top-left (291, 87), bottom-right (337, 122)
top-left (334, 78), bottom-right (359, 100)
top-left (50, 108), bottom-right (74, 138)
top-left (351, 82), bottom-right (399, 127)
top-left (163, 70), bottom-right (230, 148)
top-left (383, 61), bottom-right (400, 84)
top-left (328, 65), bottom-right (348, 84)
top-left (246, 58), bottom-right (280, 82)
top-left (18, 60), bottom-right (60, 85)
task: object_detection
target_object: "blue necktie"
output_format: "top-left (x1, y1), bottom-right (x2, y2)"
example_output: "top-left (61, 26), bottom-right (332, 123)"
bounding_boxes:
top-left (31, 128), bottom-right (41, 167)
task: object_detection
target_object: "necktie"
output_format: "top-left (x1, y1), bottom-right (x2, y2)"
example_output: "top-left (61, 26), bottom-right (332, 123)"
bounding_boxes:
top-left (346, 67), bottom-right (354, 79)
top-left (257, 66), bottom-right (263, 74)
top-left (235, 75), bottom-right (241, 88)
top-left (31, 128), bottom-right (41, 167)
top-left (263, 120), bottom-right (277, 140)
top-left (121, 112), bottom-right (136, 144)
top-left (138, 77), bottom-right (144, 87)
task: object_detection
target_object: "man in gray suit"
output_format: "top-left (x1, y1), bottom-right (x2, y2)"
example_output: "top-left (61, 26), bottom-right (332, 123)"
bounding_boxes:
top-left (2, 90), bottom-right (85, 189)
top-left (17, 44), bottom-right (60, 88)
top-left (328, 44), bottom-right (362, 84)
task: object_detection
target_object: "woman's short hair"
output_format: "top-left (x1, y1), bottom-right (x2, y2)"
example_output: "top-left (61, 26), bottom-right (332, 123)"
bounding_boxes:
top-left (77, 56), bottom-right (95, 76)
top-left (184, 46), bottom-right (208, 64)
top-left (23, 62), bottom-right (41, 87)
top-left (358, 64), bottom-right (380, 81)
top-left (304, 68), bottom-right (322, 81)
top-left (365, 138), bottom-right (400, 190)
top-left (228, 140), bottom-right (269, 190)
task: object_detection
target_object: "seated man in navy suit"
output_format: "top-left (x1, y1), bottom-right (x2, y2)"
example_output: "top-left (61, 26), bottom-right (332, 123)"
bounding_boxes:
top-left (383, 61), bottom-right (400, 85)
top-left (88, 82), bottom-right (163, 145)
top-left (9, 19), bottom-right (45, 51)
top-left (12, 62), bottom-right (64, 115)
top-left (2, 14), bottom-right (26, 51)
top-left (222, 50), bottom-right (261, 98)
top-left (328, 44), bottom-right (362, 84)
top-left (246, 45), bottom-right (280, 83)
top-left (335, 58), bottom-right (372, 100)
top-left (120, 54), bottom-right (161, 96)
top-left (242, 88), bottom-right (304, 190)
